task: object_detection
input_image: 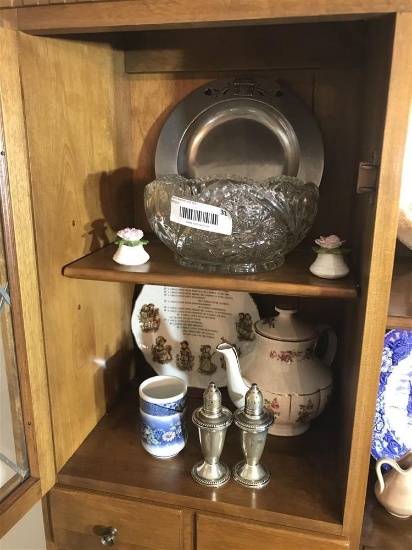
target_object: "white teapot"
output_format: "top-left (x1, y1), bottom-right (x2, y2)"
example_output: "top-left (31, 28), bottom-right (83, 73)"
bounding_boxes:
top-left (375, 452), bottom-right (412, 518)
top-left (217, 307), bottom-right (336, 436)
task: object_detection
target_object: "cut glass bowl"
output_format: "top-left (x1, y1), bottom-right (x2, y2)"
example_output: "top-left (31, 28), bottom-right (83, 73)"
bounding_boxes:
top-left (144, 174), bottom-right (319, 274)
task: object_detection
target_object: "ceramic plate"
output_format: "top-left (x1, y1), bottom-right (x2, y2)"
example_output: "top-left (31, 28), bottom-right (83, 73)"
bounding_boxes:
top-left (132, 285), bottom-right (259, 388)
top-left (155, 76), bottom-right (324, 185)
top-left (371, 329), bottom-right (412, 464)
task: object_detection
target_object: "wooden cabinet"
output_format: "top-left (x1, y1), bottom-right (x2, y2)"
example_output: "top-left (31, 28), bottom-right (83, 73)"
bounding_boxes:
top-left (0, 2), bottom-right (411, 549)
top-left (48, 486), bottom-right (183, 550)
top-left (49, 485), bottom-right (351, 550)
top-left (196, 514), bottom-right (349, 550)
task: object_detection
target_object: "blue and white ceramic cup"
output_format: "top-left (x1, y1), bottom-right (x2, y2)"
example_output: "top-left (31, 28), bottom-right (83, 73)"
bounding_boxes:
top-left (139, 375), bottom-right (188, 458)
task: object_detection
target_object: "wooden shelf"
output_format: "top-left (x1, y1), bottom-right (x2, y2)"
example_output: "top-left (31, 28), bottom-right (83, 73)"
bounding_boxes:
top-left (63, 241), bottom-right (358, 299)
top-left (57, 379), bottom-right (343, 535)
top-left (387, 256), bottom-right (412, 330)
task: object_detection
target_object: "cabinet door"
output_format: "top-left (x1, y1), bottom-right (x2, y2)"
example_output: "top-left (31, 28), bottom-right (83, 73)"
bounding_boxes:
top-left (0, 26), bottom-right (54, 537)
top-left (196, 514), bottom-right (349, 550)
top-left (48, 486), bottom-right (183, 550)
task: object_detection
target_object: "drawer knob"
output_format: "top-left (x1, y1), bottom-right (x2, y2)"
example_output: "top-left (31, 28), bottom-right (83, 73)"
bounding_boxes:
top-left (100, 526), bottom-right (117, 546)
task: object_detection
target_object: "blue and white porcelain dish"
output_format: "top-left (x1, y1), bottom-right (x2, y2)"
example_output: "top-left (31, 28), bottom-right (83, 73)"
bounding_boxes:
top-left (371, 329), bottom-right (412, 465)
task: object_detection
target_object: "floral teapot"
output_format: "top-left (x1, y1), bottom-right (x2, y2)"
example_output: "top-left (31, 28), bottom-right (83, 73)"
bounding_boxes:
top-left (217, 306), bottom-right (336, 436)
top-left (374, 452), bottom-right (412, 518)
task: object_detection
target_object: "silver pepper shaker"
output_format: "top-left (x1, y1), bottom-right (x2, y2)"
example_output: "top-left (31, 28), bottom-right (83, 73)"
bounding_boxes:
top-left (191, 382), bottom-right (233, 487)
top-left (233, 383), bottom-right (274, 488)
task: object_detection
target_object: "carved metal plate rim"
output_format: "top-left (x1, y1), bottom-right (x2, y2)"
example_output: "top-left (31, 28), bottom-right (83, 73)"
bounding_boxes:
top-left (155, 76), bottom-right (324, 186)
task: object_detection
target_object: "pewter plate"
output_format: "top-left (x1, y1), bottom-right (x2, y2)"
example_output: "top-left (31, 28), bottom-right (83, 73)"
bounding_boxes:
top-left (155, 77), bottom-right (324, 185)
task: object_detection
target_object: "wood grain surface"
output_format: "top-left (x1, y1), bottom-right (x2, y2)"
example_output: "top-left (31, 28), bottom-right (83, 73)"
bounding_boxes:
top-left (63, 242), bottom-right (359, 298)
top-left (57, 383), bottom-right (343, 535)
top-left (124, 22), bottom-right (366, 73)
top-left (13, 1), bottom-right (412, 35)
top-left (197, 514), bottom-right (349, 550)
top-left (49, 485), bottom-right (183, 549)
top-left (0, 27), bottom-right (55, 495)
top-left (0, 479), bottom-right (42, 538)
top-left (18, 33), bottom-right (136, 470)
top-left (331, 19), bottom-right (397, 545)
top-left (0, 222), bottom-right (28, 478)
top-left (341, 12), bottom-right (412, 547)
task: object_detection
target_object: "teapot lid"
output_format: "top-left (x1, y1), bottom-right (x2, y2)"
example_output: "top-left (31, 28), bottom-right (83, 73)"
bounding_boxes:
top-left (254, 307), bottom-right (317, 342)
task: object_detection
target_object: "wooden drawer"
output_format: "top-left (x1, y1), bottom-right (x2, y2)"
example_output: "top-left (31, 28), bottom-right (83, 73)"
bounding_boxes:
top-left (196, 514), bottom-right (349, 550)
top-left (48, 486), bottom-right (182, 549)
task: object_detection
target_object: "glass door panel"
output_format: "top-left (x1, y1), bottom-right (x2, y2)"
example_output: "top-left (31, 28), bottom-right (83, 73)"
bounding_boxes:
top-left (0, 110), bottom-right (29, 503)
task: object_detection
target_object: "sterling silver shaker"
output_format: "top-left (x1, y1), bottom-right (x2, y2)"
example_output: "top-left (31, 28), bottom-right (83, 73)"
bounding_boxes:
top-left (233, 383), bottom-right (274, 488)
top-left (191, 382), bottom-right (233, 486)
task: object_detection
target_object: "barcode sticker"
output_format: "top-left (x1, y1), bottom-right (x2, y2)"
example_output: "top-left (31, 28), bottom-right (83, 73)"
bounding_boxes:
top-left (170, 196), bottom-right (232, 235)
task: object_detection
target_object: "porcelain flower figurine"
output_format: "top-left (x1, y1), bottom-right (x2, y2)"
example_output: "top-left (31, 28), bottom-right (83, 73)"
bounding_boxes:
top-left (113, 228), bottom-right (150, 266)
top-left (314, 235), bottom-right (344, 249)
top-left (310, 234), bottom-right (349, 279)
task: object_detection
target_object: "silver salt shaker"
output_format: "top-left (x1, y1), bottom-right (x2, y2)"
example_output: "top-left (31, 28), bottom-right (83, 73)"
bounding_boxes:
top-left (233, 383), bottom-right (274, 488)
top-left (191, 382), bottom-right (233, 487)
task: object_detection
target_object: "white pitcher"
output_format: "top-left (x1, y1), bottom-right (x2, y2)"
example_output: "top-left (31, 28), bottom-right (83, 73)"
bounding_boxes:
top-left (374, 451), bottom-right (412, 518)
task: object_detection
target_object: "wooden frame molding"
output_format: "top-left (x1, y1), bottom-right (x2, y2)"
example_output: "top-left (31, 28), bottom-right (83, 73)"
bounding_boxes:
top-left (341, 11), bottom-right (412, 546)
top-left (14, 0), bottom-right (412, 35)
top-left (0, 27), bottom-right (55, 493)
top-left (0, 478), bottom-right (41, 538)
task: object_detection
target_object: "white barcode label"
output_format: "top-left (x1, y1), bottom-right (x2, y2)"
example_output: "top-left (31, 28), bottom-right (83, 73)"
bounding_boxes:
top-left (170, 196), bottom-right (232, 235)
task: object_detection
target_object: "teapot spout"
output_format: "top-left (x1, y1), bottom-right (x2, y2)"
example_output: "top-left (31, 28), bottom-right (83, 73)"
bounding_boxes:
top-left (216, 342), bottom-right (250, 408)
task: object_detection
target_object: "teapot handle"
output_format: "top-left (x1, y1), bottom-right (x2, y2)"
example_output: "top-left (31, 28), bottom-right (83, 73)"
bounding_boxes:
top-left (314, 324), bottom-right (337, 367)
top-left (375, 457), bottom-right (405, 495)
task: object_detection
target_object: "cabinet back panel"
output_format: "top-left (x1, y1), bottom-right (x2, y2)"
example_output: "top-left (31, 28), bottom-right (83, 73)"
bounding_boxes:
top-left (18, 34), bottom-right (136, 470)
top-left (124, 22), bottom-right (366, 73)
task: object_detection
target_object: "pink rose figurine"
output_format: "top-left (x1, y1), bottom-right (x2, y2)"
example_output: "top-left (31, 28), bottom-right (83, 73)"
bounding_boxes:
top-left (115, 227), bottom-right (147, 245)
top-left (113, 228), bottom-right (150, 266)
top-left (314, 235), bottom-right (344, 249)
top-left (310, 235), bottom-right (349, 279)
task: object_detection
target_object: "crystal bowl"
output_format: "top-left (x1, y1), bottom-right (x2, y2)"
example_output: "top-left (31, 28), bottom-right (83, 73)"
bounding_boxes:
top-left (144, 174), bottom-right (319, 274)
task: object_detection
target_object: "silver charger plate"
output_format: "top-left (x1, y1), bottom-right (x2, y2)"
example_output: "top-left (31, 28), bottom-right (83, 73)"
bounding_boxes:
top-left (155, 77), bottom-right (324, 185)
